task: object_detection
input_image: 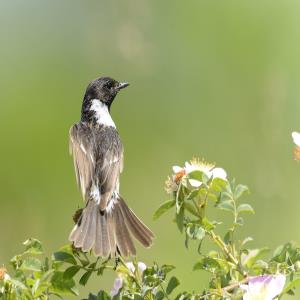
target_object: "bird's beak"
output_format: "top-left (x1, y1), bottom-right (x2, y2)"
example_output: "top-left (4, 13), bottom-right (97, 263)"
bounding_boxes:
top-left (117, 82), bottom-right (130, 90)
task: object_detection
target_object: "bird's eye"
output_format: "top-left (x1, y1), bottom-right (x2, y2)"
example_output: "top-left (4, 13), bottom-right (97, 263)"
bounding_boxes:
top-left (105, 82), bottom-right (113, 90)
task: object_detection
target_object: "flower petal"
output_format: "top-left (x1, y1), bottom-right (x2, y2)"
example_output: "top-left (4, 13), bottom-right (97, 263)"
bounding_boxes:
top-left (292, 131), bottom-right (300, 147)
top-left (126, 262), bottom-right (135, 273)
top-left (265, 275), bottom-right (286, 299)
top-left (212, 168), bottom-right (227, 180)
top-left (138, 262), bottom-right (147, 273)
top-left (242, 275), bottom-right (286, 300)
top-left (172, 166), bottom-right (183, 173)
top-left (110, 277), bottom-right (123, 297)
top-left (188, 179), bottom-right (202, 187)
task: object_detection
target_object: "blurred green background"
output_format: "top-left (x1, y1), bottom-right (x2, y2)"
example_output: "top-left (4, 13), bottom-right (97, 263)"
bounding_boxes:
top-left (1, 0), bottom-right (300, 298)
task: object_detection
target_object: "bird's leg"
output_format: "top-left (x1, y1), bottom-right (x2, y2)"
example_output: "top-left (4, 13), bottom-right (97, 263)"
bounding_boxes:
top-left (114, 247), bottom-right (122, 269)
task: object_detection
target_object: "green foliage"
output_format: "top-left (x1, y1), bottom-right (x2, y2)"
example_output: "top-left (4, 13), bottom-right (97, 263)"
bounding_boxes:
top-left (1, 158), bottom-right (300, 299)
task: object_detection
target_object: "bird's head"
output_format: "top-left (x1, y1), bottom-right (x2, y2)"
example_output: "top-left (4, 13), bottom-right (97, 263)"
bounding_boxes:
top-left (81, 77), bottom-right (129, 122)
top-left (84, 77), bottom-right (129, 107)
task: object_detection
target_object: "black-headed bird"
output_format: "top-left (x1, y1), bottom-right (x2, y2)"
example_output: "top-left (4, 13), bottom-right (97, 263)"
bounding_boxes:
top-left (69, 77), bottom-right (154, 257)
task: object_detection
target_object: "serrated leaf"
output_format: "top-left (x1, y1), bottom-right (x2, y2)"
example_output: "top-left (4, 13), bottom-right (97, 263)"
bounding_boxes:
top-left (153, 200), bottom-right (175, 220)
top-left (234, 184), bottom-right (249, 200)
top-left (50, 271), bottom-right (78, 296)
top-left (193, 257), bottom-right (220, 272)
top-left (241, 247), bottom-right (270, 268)
top-left (23, 238), bottom-right (43, 255)
top-left (211, 177), bottom-right (227, 193)
top-left (20, 257), bottom-right (42, 272)
top-left (53, 252), bottom-right (77, 265)
top-left (63, 265), bottom-right (81, 279)
top-left (237, 204), bottom-right (254, 214)
top-left (217, 200), bottom-right (234, 213)
top-left (186, 225), bottom-right (205, 240)
top-left (220, 191), bottom-right (232, 202)
top-left (166, 276), bottom-right (180, 295)
top-left (79, 270), bottom-right (92, 286)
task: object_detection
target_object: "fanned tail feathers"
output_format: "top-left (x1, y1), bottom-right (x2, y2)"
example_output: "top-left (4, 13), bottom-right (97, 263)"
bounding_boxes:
top-left (69, 197), bottom-right (154, 257)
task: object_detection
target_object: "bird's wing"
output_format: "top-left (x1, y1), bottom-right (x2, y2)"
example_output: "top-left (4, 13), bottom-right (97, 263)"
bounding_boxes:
top-left (69, 123), bottom-right (96, 200)
top-left (70, 123), bottom-right (123, 209)
top-left (94, 126), bottom-right (123, 211)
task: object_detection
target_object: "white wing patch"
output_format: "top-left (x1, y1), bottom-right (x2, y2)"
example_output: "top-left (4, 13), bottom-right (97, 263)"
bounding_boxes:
top-left (90, 184), bottom-right (101, 204)
top-left (106, 192), bottom-right (118, 213)
top-left (90, 99), bottom-right (116, 128)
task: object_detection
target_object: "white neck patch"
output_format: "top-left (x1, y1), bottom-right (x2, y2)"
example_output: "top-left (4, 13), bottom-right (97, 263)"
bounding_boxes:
top-left (90, 99), bottom-right (116, 128)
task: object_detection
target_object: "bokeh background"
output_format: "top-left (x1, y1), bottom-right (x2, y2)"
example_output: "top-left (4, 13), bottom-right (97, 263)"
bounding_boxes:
top-left (1, 0), bottom-right (300, 298)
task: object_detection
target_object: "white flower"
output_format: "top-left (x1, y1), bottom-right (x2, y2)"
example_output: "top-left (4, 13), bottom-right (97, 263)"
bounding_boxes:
top-left (211, 167), bottom-right (227, 180)
top-left (172, 166), bottom-right (183, 173)
top-left (292, 131), bottom-right (300, 161)
top-left (292, 131), bottom-right (300, 147)
top-left (185, 160), bottom-right (227, 180)
top-left (165, 158), bottom-right (227, 194)
top-left (110, 262), bottom-right (147, 297)
top-left (241, 275), bottom-right (286, 300)
top-left (110, 277), bottom-right (123, 297)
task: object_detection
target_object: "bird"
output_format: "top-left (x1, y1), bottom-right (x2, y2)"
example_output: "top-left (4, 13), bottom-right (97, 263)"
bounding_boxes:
top-left (68, 76), bottom-right (154, 257)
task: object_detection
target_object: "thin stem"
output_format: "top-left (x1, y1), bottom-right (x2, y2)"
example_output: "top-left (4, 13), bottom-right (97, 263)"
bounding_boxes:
top-left (207, 231), bottom-right (239, 266)
top-left (198, 277), bottom-right (252, 299)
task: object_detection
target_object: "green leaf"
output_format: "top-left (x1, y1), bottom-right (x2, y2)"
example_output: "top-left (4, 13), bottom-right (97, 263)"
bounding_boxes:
top-left (63, 265), bottom-right (81, 279)
top-left (79, 270), bottom-right (93, 286)
top-left (211, 177), bottom-right (227, 192)
top-left (161, 264), bottom-right (175, 274)
top-left (153, 200), bottom-right (176, 220)
top-left (237, 204), bottom-right (254, 214)
top-left (50, 271), bottom-right (78, 296)
top-left (193, 257), bottom-right (220, 272)
top-left (241, 247), bottom-right (270, 268)
top-left (187, 170), bottom-right (203, 181)
top-left (220, 191), bottom-right (232, 202)
top-left (186, 225), bottom-right (205, 240)
top-left (202, 218), bottom-right (216, 231)
top-left (166, 276), bottom-right (180, 295)
top-left (176, 206), bottom-right (184, 233)
top-left (53, 251), bottom-right (77, 265)
top-left (23, 238), bottom-right (43, 254)
top-left (155, 290), bottom-right (165, 300)
top-left (217, 200), bottom-right (234, 213)
top-left (20, 257), bottom-right (42, 272)
top-left (241, 237), bottom-right (253, 247)
top-left (96, 290), bottom-right (111, 300)
top-left (184, 202), bottom-right (199, 217)
top-left (234, 184), bottom-right (249, 200)
top-left (281, 277), bottom-right (300, 295)
top-left (186, 189), bottom-right (200, 200)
